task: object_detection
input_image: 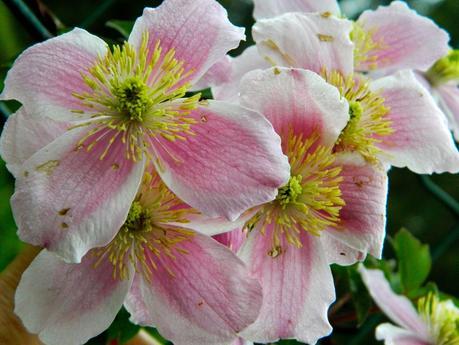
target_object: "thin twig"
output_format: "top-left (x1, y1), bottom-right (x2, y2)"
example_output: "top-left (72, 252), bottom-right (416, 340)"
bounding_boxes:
top-left (420, 175), bottom-right (459, 218)
top-left (2, 0), bottom-right (53, 41)
top-left (432, 222), bottom-right (459, 262)
top-left (80, 0), bottom-right (116, 29)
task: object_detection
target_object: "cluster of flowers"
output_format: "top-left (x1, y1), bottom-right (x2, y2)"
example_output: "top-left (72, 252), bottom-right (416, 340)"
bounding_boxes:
top-left (1, 0), bottom-right (458, 344)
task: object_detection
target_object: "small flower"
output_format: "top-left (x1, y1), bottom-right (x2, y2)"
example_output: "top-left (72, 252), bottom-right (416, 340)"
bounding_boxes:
top-left (422, 50), bottom-right (459, 141)
top-left (232, 67), bottom-right (389, 344)
top-left (360, 266), bottom-right (459, 345)
top-left (0, 0), bottom-right (289, 262)
top-left (14, 171), bottom-right (263, 345)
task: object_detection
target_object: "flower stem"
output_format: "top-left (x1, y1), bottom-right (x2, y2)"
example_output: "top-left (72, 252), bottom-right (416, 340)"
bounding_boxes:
top-left (420, 175), bottom-right (459, 217)
top-left (2, 0), bottom-right (53, 41)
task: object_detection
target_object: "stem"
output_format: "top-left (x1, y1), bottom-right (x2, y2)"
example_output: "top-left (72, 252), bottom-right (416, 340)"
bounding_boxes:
top-left (420, 175), bottom-right (459, 218)
top-left (432, 222), bottom-right (459, 262)
top-left (80, 0), bottom-right (116, 29)
top-left (2, 0), bottom-right (52, 41)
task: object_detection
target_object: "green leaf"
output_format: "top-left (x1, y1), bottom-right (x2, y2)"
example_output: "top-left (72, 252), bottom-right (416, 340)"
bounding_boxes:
top-left (106, 20), bottom-right (134, 39)
top-left (393, 228), bottom-right (431, 293)
top-left (107, 307), bottom-right (140, 344)
top-left (347, 265), bottom-right (373, 326)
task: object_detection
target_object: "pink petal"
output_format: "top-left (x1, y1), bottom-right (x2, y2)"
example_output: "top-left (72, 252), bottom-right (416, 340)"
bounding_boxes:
top-left (359, 267), bottom-right (429, 337)
top-left (371, 71), bottom-right (459, 174)
top-left (212, 46), bottom-right (270, 102)
top-left (192, 56), bottom-right (233, 91)
top-left (437, 84), bottom-right (459, 141)
top-left (11, 127), bottom-right (145, 262)
top-left (0, 28), bottom-right (107, 121)
top-left (125, 231), bottom-right (263, 345)
top-left (15, 250), bottom-right (132, 345)
top-left (149, 100), bottom-right (290, 221)
top-left (239, 67), bottom-right (349, 146)
top-left (239, 226), bottom-right (335, 344)
top-left (326, 153), bottom-right (388, 259)
top-left (320, 232), bottom-right (366, 266)
top-left (253, 0), bottom-right (340, 20)
top-left (0, 107), bottom-right (69, 177)
top-left (128, 0), bottom-right (244, 85)
top-left (231, 339), bottom-right (254, 345)
top-left (356, 1), bottom-right (449, 72)
top-left (213, 228), bottom-right (247, 253)
top-left (253, 12), bottom-right (354, 76)
top-left (376, 323), bottom-right (431, 345)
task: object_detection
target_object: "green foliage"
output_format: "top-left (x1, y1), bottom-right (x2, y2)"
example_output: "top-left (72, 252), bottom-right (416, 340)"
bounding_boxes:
top-left (107, 308), bottom-right (141, 344)
top-left (106, 20), bottom-right (134, 39)
top-left (393, 228), bottom-right (432, 293)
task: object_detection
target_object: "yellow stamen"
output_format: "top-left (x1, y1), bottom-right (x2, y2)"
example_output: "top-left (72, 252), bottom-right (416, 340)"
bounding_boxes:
top-left (426, 50), bottom-right (459, 86)
top-left (71, 31), bottom-right (200, 162)
top-left (245, 131), bottom-right (344, 256)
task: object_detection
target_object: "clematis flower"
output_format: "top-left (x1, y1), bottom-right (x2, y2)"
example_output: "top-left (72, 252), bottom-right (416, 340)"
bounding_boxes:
top-left (230, 67), bottom-right (389, 344)
top-left (360, 266), bottom-right (459, 345)
top-left (251, 0), bottom-right (340, 20)
top-left (421, 50), bottom-right (459, 141)
top-left (14, 168), bottom-right (263, 345)
top-left (211, 10), bottom-right (459, 174)
top-left (0, 0), bottom-right (289, 263)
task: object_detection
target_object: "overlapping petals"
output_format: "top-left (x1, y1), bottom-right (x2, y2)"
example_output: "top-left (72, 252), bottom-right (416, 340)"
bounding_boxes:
top-left (252, 0), bottom-right (340, 20)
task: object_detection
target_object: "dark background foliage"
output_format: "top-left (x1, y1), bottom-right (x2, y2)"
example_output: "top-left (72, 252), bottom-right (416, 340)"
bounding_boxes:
top-left (0, 0), bottom-right (458, 344)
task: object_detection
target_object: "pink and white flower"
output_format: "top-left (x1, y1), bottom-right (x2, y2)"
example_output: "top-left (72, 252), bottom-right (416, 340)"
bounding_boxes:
top-left (0, 0), bottom-right (289, 262)
top-left (211, 10), bottom-right (459, 174)
top-left (251, 0), bottom-right (340, 20)
top-left (420, 50), bottom-right (459, 141)
top-left (231, 67), bottom-right (389, 344)
top-left (14, 170), bottom-right (263, 345)
top-left (360, 266), bottom-right (459, 345)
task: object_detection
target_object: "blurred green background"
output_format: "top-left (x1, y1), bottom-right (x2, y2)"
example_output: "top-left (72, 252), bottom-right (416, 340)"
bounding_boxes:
top-left (0, 0), bottom-right (458, 344)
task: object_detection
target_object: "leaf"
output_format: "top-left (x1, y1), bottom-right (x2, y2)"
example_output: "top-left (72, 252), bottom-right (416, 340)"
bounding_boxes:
top-left (393, 228), bottom-right (431, 293)
top-left (106, 20), bottom-right (135, 39)
top-left (107, 307), bottom-right (141, 344)
top-left (347, 265), bottom-right (373, 326)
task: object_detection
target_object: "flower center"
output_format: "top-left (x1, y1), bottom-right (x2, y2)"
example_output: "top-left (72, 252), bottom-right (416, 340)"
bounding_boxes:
top-left (276, 175), bottom-right (303, 208)
top-left (112, 77), bottom-right (152, 122)
top-left (92, 173), bottom-right (195, 281)
top-left (71, 32), bottom-right (201, 162)
top-left (418, 293), bottom-right (459, 345)
top-left (245, 132), bottom-right (345, 257)
top-left (323, 69), bottom-right (393, 162)
top-left (426, 50), bottom-right (459, 86)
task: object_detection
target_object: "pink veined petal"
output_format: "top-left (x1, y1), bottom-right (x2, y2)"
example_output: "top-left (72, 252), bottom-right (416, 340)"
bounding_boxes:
top-left (326, 153), bottom-right (388, 259)
top-left (253, 12), bottom-right (354, 76)
top-left (253, 0), bottom-right (340, 20)
top-left (128, 0), bottom-right (245, 85)
top-left (213, 228), bottom-right (248, 253)
top-left (436, 84), bottom-right (459, 141)
top-left (359, 267), bottom-right (429, 338)
top-left (15, 250), bottom-right (133, 345)
top-left (149, 100), bottom-right (290, 221)
top-left (370, 70), bottom-right (459, 174)
top-left (376, 323), bottom-right (432, 345)
top-left (192, 55), bottom-right (233, 91)
top-left (212, 46), bottom-right (271, 103)
top-left (125, 231), bottom-right (263, 345)
top-left (11, 127), bottom-right (145, 263)
top-left (356, 1), bottom-right (449, 73)
top-left (238, 226), bottom-right (335, 344)
top-left (239, 67), bottom-right (349, 147)
top-left (0, 107), bottom-right (69, 177)
top-left (0, 28), bottom-right (107, 121)
top-left (320, 232), bottom-right (366, 266)
top-left (231, 339), bottom-right (254, 345)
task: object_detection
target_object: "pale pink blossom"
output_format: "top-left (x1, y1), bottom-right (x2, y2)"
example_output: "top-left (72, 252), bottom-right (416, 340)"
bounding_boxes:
top-left (252, 0), bottom-right (340, 20)
top-left (210, 10), bottom-right (459, 174)
top-left (227, 67), bottom-right (389, 344)
top-left (0, 0), bottom-right (289, 263)
top-left (14, 169), bottom-right (263, 345)
top-left (360, 266), bottom-right (459, 345)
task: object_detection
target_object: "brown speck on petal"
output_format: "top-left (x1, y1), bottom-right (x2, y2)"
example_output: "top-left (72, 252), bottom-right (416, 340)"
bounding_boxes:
top-left (58, 208), bottom-right (70, 216)
top-left (317, 34), bottom-right (334, 42)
